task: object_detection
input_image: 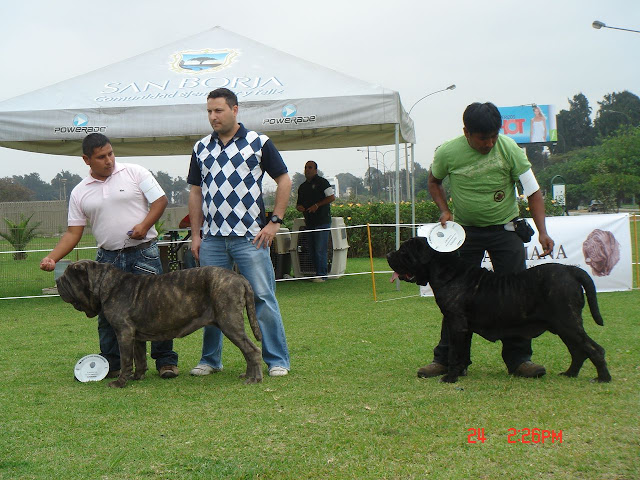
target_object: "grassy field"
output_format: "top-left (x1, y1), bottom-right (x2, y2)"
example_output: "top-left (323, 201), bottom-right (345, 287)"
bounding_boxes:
top-left (0, 258), bottom-right (638, 479)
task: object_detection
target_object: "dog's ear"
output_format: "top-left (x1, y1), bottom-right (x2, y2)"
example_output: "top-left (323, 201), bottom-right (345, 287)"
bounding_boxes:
top-left (71, 261), bottom-right (103, 317)
top-left (411, 238), bottom-right (434, 286)
top-left (414, 237), bottom-right (434, 263)
top-left (84, 261), bottom-right (107, 316)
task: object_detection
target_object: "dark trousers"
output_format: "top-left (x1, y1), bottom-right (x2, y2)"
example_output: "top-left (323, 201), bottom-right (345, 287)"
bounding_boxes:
top-left (307, 223), bottom-right (331, 278)
top-left (432, 226), bottom-right (532, 372)
top-left (96, 242), bottom-right (178, 371)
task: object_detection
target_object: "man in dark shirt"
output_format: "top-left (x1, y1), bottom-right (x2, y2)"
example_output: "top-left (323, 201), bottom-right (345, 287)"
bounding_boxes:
top-left (296, 161), bottom-right (336, 282)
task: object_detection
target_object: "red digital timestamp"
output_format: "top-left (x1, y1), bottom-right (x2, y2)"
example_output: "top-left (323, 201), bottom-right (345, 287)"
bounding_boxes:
top-left (467, 428), bottom-right (563, 444)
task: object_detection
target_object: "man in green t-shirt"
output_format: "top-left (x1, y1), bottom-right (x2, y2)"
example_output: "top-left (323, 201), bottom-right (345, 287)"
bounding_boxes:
top-left (421, 102), bottom-right (555, 379)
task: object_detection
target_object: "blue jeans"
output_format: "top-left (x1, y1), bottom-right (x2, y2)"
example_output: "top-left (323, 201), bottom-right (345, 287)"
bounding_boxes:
top-left (307, 224), bottom-right (330, 278)
top-left (95, 242), bottom-right (178, 371)
top-left (197, 234), bottom-right (290, 370)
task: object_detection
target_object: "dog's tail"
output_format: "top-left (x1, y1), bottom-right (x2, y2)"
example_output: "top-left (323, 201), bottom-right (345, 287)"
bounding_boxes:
top-left (570, 266), bottom-right (604, 326)
top-left (244, 281), bottom-right (262, 342)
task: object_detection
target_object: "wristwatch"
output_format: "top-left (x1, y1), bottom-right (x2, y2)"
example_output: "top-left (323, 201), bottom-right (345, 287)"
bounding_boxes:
top-left (270, 214), bottom-right (283, 224)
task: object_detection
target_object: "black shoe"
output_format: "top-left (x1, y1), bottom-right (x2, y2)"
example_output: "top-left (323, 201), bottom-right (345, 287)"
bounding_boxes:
top-left (417, 362), bottom-right (467, 378)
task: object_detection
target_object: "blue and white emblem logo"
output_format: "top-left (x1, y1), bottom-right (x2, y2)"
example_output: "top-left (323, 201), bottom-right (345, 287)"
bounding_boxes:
top-left (282, 105), bottom-right (297, 118)
top-left (170, 49), bottom-right (239, 74)
top-left (73, 114), bottom-right (89, 127)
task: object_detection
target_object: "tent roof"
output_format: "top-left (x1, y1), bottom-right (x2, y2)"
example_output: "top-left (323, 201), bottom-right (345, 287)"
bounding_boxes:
top-left (0, 26), bottom-right (415, 156)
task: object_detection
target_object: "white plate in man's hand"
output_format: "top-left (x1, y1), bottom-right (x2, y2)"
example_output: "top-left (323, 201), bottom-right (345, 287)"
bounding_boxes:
top-left (424, 221), bottom-right (466, 252)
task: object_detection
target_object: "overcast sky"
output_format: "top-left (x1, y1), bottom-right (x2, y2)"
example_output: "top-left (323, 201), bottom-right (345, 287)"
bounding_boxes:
top-left (0, 0), bottom-right (638, 189)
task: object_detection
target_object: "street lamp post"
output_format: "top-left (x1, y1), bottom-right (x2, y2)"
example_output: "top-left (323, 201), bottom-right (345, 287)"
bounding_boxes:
top-left (592, 20), bottom-right (640, 34)
top-left (601, 109), bottom-right (634, 123)
top-left (407, 84), bottom-right (456, 234)
top-left (356, 148), bottom-right (373, 195)
top-left (381, 150), bottom-right (397, 201)
top-left (358, 148), bottom-right (404, 201)
top-left (408, 85), bottom-right (457, 115)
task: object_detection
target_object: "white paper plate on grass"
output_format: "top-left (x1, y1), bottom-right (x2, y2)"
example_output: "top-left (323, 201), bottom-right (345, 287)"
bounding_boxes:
top-left (74, 354), bottom-right (109, 382)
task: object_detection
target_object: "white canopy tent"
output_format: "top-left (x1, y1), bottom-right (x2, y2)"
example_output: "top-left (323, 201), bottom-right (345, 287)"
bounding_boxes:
top-left (0, 26), bottom-right (416, 248)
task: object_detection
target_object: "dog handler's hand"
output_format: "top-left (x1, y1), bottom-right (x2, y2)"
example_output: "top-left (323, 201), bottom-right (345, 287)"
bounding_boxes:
top-left (128, 224), bottom-right (148, 240)
top-left (253, 221), bottom-right (279, 249)
top-left (539, 233), bottom-right (555, 257)
top-left (40, 257), bottom-right (56, 272)
top-left (439, 210), bottom-right (453, 227)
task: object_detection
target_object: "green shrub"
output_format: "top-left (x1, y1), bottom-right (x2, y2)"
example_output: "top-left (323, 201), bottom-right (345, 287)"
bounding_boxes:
top-left (0, 213), bottom-right (42, 260)
top-left (518, 195), bottom-right (566, 217)
top-left (284, 201), bottom-right (441, 257)
top-left (285, 198), bottom-right (564, 258)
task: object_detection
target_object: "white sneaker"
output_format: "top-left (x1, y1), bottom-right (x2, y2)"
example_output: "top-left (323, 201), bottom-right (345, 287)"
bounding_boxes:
top-left (189, 364), bottom-right (222, 376)
top-left (269, 366), bottom-right (289, 377)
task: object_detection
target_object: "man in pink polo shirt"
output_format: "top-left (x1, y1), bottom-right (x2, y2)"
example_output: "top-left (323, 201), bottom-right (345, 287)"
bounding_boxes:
top-left (40, 133), bottom-right (179, 379)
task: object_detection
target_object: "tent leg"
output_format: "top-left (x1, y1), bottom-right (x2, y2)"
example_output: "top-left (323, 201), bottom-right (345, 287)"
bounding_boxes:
top-left (395, 125), bottom-right (400, 291)
top-left (410, 143), bottom-right (416, 236)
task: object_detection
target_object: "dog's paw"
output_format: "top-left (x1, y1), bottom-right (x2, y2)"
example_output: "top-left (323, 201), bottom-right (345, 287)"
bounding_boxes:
top-left (558, 371), bottom-right (578, 378)
top-left (591, 376), bottom-right (612, 383)
top-left (132, 373), bottom-right (145, 381)
top-left (108, 380), bottom-right (127, 388)
top-left (243, 376), bottom-right (262, 384)
top-left (439, 374), bottom-right (459, 383)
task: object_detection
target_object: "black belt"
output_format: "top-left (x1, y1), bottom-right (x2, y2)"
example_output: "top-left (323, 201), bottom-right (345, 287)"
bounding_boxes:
top-left (102, 239), bottom-right (156, 253)
top-left (462, 224), bottom-right (507, 232)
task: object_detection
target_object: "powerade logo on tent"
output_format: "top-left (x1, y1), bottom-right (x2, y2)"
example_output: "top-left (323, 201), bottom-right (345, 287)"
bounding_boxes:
top-left (169, 49), bottom-right (238, 74)
top-left (282, 105), bottom-right (297, 117)
top-left (53, 114), bottom-right (106, 134)
top-left (263, 104), bottom-right (317, 126)
top-left (73, 114), bottom-right (88, 127)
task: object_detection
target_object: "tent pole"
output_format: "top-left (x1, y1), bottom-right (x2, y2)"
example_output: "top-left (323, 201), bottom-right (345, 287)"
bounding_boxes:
top-left (410, 143), bottom-right (416, 236)
top-left (395, 126), bottom-right (400, 250)
top-left (404, 143), bottom-right (410, 202)
top-left (395, 125), bottom-right (401, 290)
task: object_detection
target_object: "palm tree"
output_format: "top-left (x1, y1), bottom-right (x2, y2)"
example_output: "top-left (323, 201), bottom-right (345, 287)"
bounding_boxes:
top-left (0, 214), bottom-right (41, 260)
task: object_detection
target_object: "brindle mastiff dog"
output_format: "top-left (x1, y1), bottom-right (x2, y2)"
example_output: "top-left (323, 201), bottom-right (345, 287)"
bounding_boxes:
top-left (56, 260), bottom-right (263, 388)
top-left (387, 237), bottom-right (611, 384)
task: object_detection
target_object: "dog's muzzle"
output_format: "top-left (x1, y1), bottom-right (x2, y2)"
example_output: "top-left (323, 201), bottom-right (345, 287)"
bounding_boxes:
top-left (390, 272), bottom-right (416, 283)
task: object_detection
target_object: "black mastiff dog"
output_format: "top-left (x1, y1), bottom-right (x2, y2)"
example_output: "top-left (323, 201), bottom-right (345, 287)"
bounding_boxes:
top-left (57, 260), bottom-right (263, 388)
top-left (387, 237), bottom-right (611, 384)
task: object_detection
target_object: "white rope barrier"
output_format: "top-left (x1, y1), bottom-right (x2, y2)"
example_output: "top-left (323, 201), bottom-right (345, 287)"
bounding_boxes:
top-left (1, 223), bottom-right (420, 300)
top-left (0, 223), bottom-right (422, 256)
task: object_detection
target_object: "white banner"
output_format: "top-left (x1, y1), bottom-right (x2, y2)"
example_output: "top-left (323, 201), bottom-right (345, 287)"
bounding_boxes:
top-left (419, 213), bottom-right (632, 296)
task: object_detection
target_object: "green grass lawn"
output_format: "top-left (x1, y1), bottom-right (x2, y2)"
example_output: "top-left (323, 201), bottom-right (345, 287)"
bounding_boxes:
top-left (0, 258), bottom-right (638, 479)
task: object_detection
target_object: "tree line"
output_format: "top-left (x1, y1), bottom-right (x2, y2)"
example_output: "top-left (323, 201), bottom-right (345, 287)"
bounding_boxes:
top-left (0, 169), bottom-right (190, 205)
top-left (533, 90), bottom-right (640, 210)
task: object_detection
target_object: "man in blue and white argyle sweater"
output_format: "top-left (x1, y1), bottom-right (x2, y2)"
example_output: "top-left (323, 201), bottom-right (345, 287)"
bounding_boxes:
top-left (187, 88), bottom-right (292, 378)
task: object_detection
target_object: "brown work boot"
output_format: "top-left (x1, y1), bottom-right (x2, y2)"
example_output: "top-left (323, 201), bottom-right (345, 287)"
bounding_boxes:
top-left (159, 365), bottom-right (179, 379)
top-left (417, 362), bottom-right (448, 378)
top-left (512, 361), bottom-right (546, 378)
